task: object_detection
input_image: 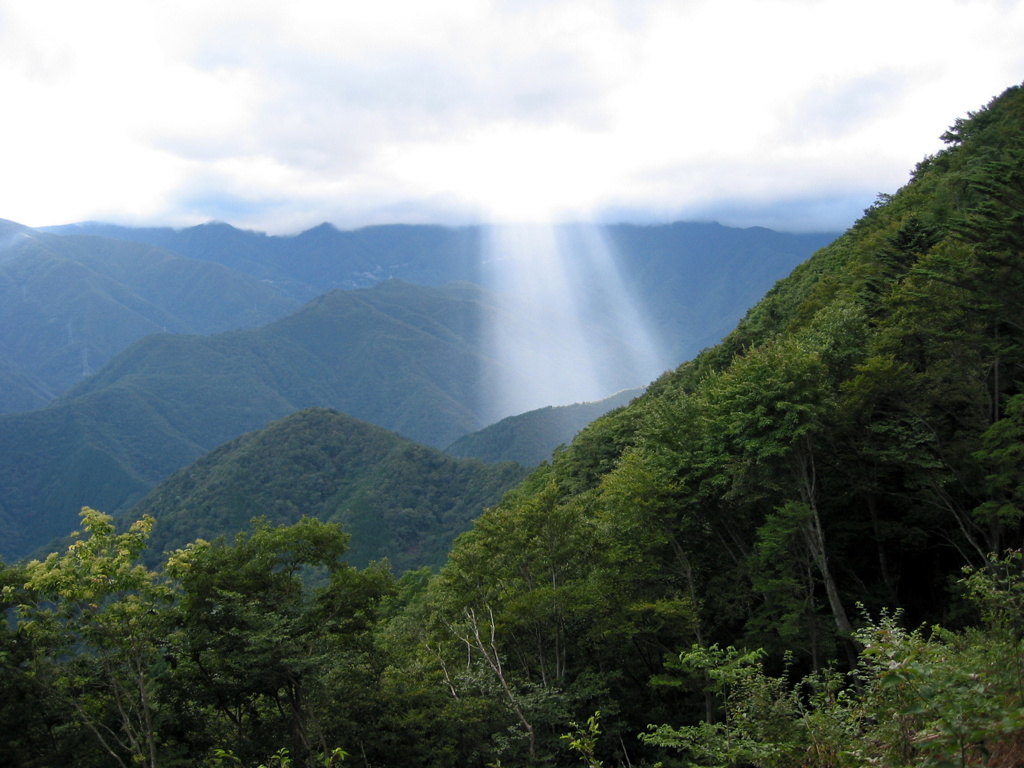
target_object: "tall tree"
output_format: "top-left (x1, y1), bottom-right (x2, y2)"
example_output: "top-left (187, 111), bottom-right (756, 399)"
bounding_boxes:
top-left (161, 516), bottom-right (393, 767)
top-left (14, 508), bottom-right (171, 768)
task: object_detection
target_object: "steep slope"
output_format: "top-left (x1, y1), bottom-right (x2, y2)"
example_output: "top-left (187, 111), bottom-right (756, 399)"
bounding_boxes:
top-left (131, 408), bottom-right (526, 571)
top-left (445, 387), bottom-right (644, 466)
top-left (0, 223), bottom-right (298, 411)
top-left (416, 83), bottom-right (1024, 757)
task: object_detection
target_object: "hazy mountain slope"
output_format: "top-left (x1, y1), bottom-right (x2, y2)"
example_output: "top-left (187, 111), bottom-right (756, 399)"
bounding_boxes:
top-left (0, 355), bottom-right (51, 413)
top-left (132, 408), bottom-right (527, 571)
top-left (52, 220), bottom-right (835, 364)
top-left (0, 397), bottom-right (157, 558)
top-left (0, 222), bottom-right (298, 411)
top-left (445, 387), bottom-right (644, 466)
top-left (59, 280), bottom-right (493, 446)
top-left (48, 221), bottom-right (484, 298)
top-left (603, 221), bottom-right (836, 358)
top-left (0, 280), bottom-right (531, 561)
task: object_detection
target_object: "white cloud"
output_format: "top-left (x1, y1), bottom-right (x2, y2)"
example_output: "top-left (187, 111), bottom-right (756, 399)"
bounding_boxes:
top-left (0, 0), bottom-right (1022, 232)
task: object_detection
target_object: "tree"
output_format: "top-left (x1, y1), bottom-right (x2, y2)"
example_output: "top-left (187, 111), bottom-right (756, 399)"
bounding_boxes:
top-left (12, 508), bottom-right (171, 768)
top-left (708, 336), bottom-right (855, 649)
top-left (161, 516), bottom-right (393, 767)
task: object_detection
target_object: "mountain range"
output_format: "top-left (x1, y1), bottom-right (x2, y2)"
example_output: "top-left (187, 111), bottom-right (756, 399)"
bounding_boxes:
top-left (0, 219), bottom-right (297, 413)
top-left (39, 219), bottom-right (835, 390)
top-left (4, 81), bottom-right (1024, 768)
top-left (0, 218), bottom-right (832, 563)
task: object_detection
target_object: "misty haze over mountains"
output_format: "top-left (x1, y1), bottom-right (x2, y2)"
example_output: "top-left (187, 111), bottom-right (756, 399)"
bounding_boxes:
top-left (33, 218), bottom-right (835, 407)
top-left (0, 216), bottom-right (834, 561)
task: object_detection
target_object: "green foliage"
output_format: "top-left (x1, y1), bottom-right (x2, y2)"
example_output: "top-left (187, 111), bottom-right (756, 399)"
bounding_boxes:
top-left (972, 394), bottom-right (1024, 550)
top-left (641, 552), bottom-right (1024, 768)
top-left (1, 511), bottom-right (439, 767)
top-left (11, 507), bottom-right (172, 768)
top-left (211, 745), bottom-right (349, 768)
top-left (135, 407), bottom-right (526, 572)
top-left (561, 711), bottom-right (604, 768)
top-left (161, 516), bottom-right (394, 766)
top-left (645, 645), bottom-right (812, 768)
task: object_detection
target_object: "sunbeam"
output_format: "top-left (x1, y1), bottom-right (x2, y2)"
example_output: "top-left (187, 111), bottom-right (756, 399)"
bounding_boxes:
top-left (480, 220), bottom-right (669, 423)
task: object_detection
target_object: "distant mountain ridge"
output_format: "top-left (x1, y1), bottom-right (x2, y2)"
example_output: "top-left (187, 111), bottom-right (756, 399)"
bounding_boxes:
top-left (47, 219), bottom-right (836, 365)
top-left (44, 221), bottom-right (484, 298)
top-left (0, 218), bottom-right (835, 418)
top-left (0, 220), bottom-right (299, 413)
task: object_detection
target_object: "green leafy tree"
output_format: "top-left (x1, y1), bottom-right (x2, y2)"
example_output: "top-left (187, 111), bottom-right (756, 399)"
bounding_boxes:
top-left (11, 508), bottom-right (171, 768)
top-left (161, 516), bottom-right (393, 767)
top-left (644, 644), bottom-right (810, 768)
top-left (972, 393), bottom-right (1024, 552)
top-left (708, 336), bottom-right (855, 649)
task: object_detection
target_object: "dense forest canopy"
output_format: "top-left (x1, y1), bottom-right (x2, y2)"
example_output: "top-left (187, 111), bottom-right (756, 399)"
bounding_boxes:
top-left (130, 407), bottom-right (528, 572)
top-left (2, 83), bottom-right (1024, 767)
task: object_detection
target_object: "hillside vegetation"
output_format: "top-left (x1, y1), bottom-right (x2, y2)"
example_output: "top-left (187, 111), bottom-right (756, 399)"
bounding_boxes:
top-left (2, 83), bottom-right (1023, 768)
top-left (132, 407), bottom-right (526, 572)
top-left (411, 81), bottom-right (1024, 763)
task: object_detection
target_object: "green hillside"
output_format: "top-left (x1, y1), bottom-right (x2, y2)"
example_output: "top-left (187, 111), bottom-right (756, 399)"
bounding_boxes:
top-left (131, 408), bottom-right (526, 571)
top-left (3, 278), bottom-right (641, 563)
top-left (60, 280), bottom-right (494, 447)
top-left (0, 280), bottom-right (509, 562)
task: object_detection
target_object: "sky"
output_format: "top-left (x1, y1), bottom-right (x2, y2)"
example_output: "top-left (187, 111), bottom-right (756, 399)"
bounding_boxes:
top-left (2, 0), bottom-right (1023, 235)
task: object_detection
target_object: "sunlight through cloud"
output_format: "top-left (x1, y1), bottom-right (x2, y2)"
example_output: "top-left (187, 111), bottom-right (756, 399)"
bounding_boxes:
top-left (480, 220), bottom-right (667, 422)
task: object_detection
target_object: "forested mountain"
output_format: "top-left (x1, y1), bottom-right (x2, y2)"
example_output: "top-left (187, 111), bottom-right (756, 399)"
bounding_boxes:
top-left (0, 217), bottom-right (827, 560)
top-left (130, 408), bottom-right (526, 572)
top-left (445, 387), bottom-right (644, 466)
top-left (0, 216), bottom-right (821, 564)
top-left (408, 81), bottom-right (1024, 764)
top-left (0, 221), bottom-right (298, 413)
top-left (4, 83), bottom-right (1023, 768)
top-left (0, 280), bottom-right (517, 562)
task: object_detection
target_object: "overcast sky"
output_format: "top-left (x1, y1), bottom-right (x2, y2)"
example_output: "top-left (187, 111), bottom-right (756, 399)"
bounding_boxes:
top-left (2, 0), bottom-right (1023, 234)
